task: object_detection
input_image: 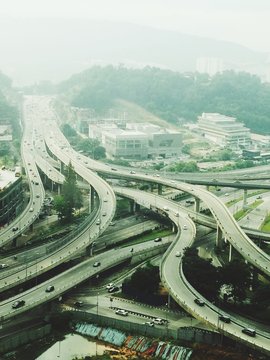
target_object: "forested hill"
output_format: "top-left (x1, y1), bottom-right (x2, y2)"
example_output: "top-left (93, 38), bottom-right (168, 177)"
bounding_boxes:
top-left (58, 66), bottom-right (270, 135)
top-left (0, 72), bottom-right (20, 138)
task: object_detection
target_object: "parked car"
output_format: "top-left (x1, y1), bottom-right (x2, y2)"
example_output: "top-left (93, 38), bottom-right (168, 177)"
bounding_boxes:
top-left (12, 299), bottom-right (25, 309)
top-left (144, 321), bottom-right (154, 327)
top-left (153, 318), bottom-right (165, 325)
top-left (115, 309), bottom-right (128, 316)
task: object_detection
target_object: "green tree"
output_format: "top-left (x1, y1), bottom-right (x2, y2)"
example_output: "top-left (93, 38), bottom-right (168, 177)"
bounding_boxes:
top-left (54, 162), bottom-right (83, 222)
top-left (93, 145), bottom-right (106, 159)
top-left (220, 260), bottom-right (250, 303)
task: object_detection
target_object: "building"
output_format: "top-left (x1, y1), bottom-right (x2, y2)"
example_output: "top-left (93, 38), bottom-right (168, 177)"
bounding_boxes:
top-left (0, 168), bottom-right (24, 227)
top-left (126, 123), bottom-right (182, 158)
top-left (197, 113), bottom-right (252, 150)
top-left (196, 57), bottom-right (224, 76)
top-left (89, 122), bottom-right (182, 160)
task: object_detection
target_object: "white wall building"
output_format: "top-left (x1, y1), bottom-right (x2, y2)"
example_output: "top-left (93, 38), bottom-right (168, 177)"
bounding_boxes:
top-left (197, 113), bottom-right (252, 149)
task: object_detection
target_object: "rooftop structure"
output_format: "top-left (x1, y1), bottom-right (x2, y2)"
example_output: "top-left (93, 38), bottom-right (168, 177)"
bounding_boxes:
top-left (0, 168), bottom-right (23, 226)
top-left (197, 113), bottom-right (252, 150)
top-left (89, 122), bottom-right (182, 159)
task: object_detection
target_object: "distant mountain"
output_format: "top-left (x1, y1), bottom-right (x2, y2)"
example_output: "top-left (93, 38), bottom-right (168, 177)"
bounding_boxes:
top-left (0, 18), bottom-right (267, 85)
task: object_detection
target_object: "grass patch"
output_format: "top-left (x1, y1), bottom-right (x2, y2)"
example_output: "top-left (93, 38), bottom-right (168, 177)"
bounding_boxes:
top-left (233, 199), bottom-right (263, 220)
top-left (260, 215), bottom-right (270, 232)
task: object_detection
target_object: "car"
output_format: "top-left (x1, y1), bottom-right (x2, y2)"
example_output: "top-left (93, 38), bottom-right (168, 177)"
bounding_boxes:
top-left (36, 194), bottom-right (40, 198)
top-left (109, 222), bottom-right (116, 226)
top-left (225, 193), bottom-right (229, 196)
top-left (174, 212), bottom-right (179, 217)
top-left (183, 225), bottom-right (187, 230)
top-left (111, 168), bottom-right (117, 171)
top-left (12, 299), bottom-right (25, 309)
top-left (219, 315), bottom-right (231, 323)
top-left (45, 285), bottom-right (55, 293)
top-left (154, 237), bottom-right (162, 242)
top-left (242, 328), bottom-right (256, 337)
top-left (96, 219), bottom-right (101, 225)
top-left (153, 318), bottom-right (165, 325)
top-left (175, 251), bottom-right (181, 257)
top-left (0, 263), bottom-right (9, 269)
top-left (115, 309), bottom-right (128, 316)
top-left (194, 298), bottom-right (205, 306)
top-left (108, 286), bottom-right (120, 293)
top-left (130, 247), bottom-right (134, 253)
top-left (130, 171), bottom-right (136, 174)
top-left (102, 212), bottom-right (107, 217)
top-left (35, 182), bottom-right (39, 185)
top-left (144, 321), bottom-right (154, 327)
top-left (12, 226), bottom-right (19, 232)
top-left (256, 195), bottom-right (262, 199)
top-left (103, 198), bottom-right (108, 202)
top-left (74, 301), bottom-right (84, 307)
top-left (163, 206), bottom-right (169, 211)
top-left (106, 283), bottom-right (114, 290)
top-left (93, 261), bottom-right (101, 267)
top-left (29, 207), bottom-right (34, 212)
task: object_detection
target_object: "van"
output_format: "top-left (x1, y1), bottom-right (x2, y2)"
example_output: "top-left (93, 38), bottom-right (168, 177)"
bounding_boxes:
top-left (242, 328), bottom-right (256, 337)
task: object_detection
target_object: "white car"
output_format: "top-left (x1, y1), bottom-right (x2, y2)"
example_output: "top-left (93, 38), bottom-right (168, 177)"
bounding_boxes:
top-left (115, 309), bottom-right (128, 316)
top-left (106, 283), bottom-right (114, 290)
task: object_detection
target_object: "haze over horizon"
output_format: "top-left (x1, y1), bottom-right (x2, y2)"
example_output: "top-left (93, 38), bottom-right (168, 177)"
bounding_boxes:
top-left (1, 0), bottom-right (270, 85)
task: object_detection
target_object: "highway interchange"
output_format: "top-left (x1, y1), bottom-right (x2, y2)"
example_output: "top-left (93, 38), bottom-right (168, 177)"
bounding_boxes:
top-left (0, 95), bottom-right (270, 355)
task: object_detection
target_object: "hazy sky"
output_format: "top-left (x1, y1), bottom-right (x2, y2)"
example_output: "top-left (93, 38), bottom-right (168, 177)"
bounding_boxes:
top-left (1, 0), bottom-right (270, 52)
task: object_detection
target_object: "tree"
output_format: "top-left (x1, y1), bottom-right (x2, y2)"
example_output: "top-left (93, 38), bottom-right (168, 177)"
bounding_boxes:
top-left (220, 260), bottom-right (250, 303)
top-left (54, 162), bottom-right (83, 222)
top-left (60, 123), bottom-right (77, 137)
top-left (122, 264), bottom-right (160, 302)
top-left (93, 145), bottom-right (106, 159)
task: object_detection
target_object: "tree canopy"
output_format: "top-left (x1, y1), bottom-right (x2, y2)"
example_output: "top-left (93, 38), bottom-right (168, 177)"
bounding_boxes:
top-left (54, 162), bottom-right (83, 222)
top-left (58, 66), bottom-right (270, 134)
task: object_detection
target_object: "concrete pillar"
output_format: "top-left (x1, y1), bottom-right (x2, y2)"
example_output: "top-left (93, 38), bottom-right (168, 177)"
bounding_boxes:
top-left (216, 226), bottom-right (223, 248)
top-left (243, 189), bottom-right (248, 208)
top-left (129, 199), bottom-right (135, 214)
top-left (206, 185), bottom-right (210, 191)
top-left (158, 183), bottom-right (162, 195)
top-left (60, 161), bottom-right (65, 174)
top-left (194, 198), bottom-right (200, 213)
top-left (150, 183), bottom-right (155, 192)
top-left (89, 186), bottom-right (95, 213)
top-left (228, 244), bottom-right (232, 262)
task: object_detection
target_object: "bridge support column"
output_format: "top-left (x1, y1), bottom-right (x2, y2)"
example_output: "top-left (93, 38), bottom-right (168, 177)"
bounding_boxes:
top-left (194, 198), bottom-right (200, 213)
top-left (60, 161), bottom-right (65, 174)
top-left (206, 185), bottom-right (210, 191)
top-left (243, 189), bottom-right (248, 208)
top-left (89, 186), bottom-right (95, 213)
top-left (216, 226), bottom-right (223, 248)
top-left (228, 244), bottom-right (233, 262)
top-left (129, 200), bottom-right (140, 213)
top-left (158, 184), bottom-right (162, 195)
top-left (150, 183), bottom-right (154, 192)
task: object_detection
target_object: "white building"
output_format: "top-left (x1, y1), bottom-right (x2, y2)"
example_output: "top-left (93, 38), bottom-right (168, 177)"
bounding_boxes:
top-left (197, 113), bottom-right (252, 149)
top-left (196, 57), bottom-right (224, 76)
top-left (89, 122), bottom-right (182, 159)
